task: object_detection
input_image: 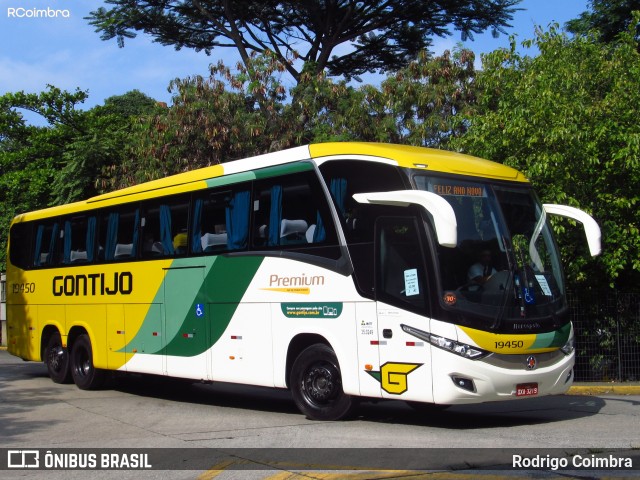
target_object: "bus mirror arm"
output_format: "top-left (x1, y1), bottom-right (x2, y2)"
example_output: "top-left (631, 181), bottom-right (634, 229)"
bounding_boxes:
top-left (543, 204), bottom-right (602, 256)
top-left (353, 191), bottom-right (457, 248)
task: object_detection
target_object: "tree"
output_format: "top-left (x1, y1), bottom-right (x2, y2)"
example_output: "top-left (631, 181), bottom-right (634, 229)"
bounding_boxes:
top-left (102, 47), bottom-right (477, 189)
top-left (0, 86), bottom-right (88, 269)
top-left (56, 90), bottom-right (159, 202)
top-left (449, 24), bottom-right (640, 292)
top-left (0, 88), bottom-right (159, 269)
top-left (86, 0), bottom-right (519, 83)
top-left (566, 0), bottom-right (640, 45)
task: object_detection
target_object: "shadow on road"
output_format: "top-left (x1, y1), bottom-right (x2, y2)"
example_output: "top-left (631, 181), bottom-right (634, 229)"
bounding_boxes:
top-left (108, 372), bottom-right (605, 428)
top-left (0, 349), bottom-right (606, 432)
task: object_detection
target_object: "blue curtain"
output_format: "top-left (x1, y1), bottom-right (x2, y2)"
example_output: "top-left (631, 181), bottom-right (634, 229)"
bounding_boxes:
top-left (131, 209), bottom-right (140, 257)
top-left (160, 205), bottom-right (174, 255)
top-left (86, 216), bottom-right (96, 262)
top-left (191, 199), bottom-right (203, 253)
top-left (313, 211), bottom-right (326, 242)
top-left (63, 221), bottom-right (72, 264)
top-left (33, 225), bottom-right (44, 266)
top-left (226, 190), bottom-right (250, 250)
top-left (105, 213), bottom-right (119, 261)
top-left (330, 178), bottom-right (347, 218)
top-left (46, 223), bottom-right (59, 265)
top-left (268, 185), bottom-right (282, 247)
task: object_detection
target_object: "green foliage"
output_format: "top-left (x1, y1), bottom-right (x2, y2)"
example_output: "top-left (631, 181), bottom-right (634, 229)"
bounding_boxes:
top-left (103, 48), bottom-right (476, 190)
top-left (450, 24), bottom-right (640, 291)
top-left (87, 0), bottom-right (520, 82)
top-left (57, 90), bottom-right (159, 202)
top-left (566, 0), bottom-right (640, 46)
top-left (0, 87), bottom-right (158, 269)
top-left (0, 86), bottom-right (88, 269)
top-left (100, 54), bottom-right (295, 190)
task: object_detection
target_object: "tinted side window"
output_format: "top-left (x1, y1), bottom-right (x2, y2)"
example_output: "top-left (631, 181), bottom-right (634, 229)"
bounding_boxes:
top-left (191, 189), bottom-right (250, 254)
top-left (63, 215), bottom-right (97, 264)
top-left (33, 221), bottom-right (63, 268)
top-left (9, 222), bottom-right (31, 269)
top-left (141, 196), bottom-right (190, 258)
top-left (99, 207), bottom-right (140, 261)
top-left (376, 216), bottom-right (428, 313)
top-left (251, 171), bottom-right (339, 255)
top-left (319, 160), bottom-right (407, 243)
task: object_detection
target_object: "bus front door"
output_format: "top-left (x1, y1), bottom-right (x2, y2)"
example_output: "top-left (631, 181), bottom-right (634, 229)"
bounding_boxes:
top-left (374, 216), bottom-right (435, 404)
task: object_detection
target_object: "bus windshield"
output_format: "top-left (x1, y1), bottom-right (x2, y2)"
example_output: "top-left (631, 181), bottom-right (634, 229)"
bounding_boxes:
top-left (414, 176), bottom-right (566, 326)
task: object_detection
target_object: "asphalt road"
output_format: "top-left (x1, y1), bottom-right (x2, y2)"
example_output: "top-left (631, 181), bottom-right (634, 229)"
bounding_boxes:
top-left (1, 348), bottom-right (639, 479)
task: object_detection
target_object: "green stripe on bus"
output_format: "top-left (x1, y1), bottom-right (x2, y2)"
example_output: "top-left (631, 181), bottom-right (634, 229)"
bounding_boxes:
top-left (530, 323), bottom-right (571, 350)
top-left (205, 171), bottom-right (256, 189)
top-left (123, 255), bottom-right (264, 357)
top-left (253, 161), bottom-right (314, 179)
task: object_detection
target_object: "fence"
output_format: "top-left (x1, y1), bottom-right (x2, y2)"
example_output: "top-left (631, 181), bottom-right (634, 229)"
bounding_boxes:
top-left (570, 291), bottom-right (640, 382)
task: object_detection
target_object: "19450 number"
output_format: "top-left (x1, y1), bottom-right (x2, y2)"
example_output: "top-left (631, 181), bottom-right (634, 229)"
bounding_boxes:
top-left (495, 340), bottom-right (524, 349)
top-left (12, 283), bottom-right (36, 294)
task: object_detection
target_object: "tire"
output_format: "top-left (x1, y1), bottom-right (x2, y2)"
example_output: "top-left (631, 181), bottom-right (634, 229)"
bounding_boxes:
top-left (290, 344), bottom-right (355, 421)
top-left (44, 332), bottom-right (72, 384)
top-left (70, 334), bottom-right (105, 390)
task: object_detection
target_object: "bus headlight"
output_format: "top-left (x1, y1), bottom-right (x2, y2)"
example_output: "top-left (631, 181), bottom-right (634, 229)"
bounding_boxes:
top-left (401, 324), bottom-right (490, 360)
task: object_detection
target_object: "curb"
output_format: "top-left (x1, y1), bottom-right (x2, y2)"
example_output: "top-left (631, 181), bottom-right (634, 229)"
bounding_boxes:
top-left (568, 384), bottom-right (640, 396)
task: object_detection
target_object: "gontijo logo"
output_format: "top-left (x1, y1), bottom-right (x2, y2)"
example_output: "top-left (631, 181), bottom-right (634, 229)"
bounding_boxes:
top-left (7, 6), bottom-right (71, 18)
top-left (366, 362), bottom-right (422, 394)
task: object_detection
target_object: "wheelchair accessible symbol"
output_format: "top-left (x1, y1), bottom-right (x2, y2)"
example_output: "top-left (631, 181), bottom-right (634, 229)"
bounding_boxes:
top-left (195, 303), bottom-right (205, 318)
top-left (524, 288), bottom-right (535, 305)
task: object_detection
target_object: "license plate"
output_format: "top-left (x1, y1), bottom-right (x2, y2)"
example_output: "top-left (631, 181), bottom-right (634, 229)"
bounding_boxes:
top-left (516, 383), bottom-right (538, 397)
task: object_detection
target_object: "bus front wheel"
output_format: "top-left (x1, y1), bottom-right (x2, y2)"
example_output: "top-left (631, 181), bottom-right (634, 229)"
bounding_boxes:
top-left (290, 344), bottom-right (355, 421)
top-left (70, 334), bottom-right (105, 390)
top-left (44, 332), bottom-right (71, 384)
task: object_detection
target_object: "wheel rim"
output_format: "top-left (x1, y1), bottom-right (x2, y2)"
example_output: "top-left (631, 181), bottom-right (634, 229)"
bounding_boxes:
top-left (301, 361), bottom-right (341, 406)
top-left (74, 349), bottom-right (91, 378)
top-left (48, 344), bottom-right (66, 373)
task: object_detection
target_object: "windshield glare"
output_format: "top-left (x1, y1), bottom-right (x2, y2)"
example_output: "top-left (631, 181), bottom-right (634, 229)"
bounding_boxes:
top-left (414, 176), bottom-right (565, 322)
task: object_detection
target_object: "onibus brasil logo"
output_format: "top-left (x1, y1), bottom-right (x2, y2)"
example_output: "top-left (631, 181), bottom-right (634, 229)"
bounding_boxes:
top-left (366, 362), bottom-right (422, 394)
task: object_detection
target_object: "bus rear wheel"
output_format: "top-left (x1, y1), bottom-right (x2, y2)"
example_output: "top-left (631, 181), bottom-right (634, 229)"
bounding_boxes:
top-left (44, 332), bottom-right (71, 384)
top-left (70, 334), bottom-right (105, 390)
top-left (290, 344), bottom-right (355, 421)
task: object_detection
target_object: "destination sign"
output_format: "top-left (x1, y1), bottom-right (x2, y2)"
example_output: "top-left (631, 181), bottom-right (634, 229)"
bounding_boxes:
top-left (433, 183), bottom-right (484, 197)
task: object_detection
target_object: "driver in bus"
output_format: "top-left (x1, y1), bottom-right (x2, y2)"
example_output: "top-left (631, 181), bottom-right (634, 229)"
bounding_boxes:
top-left (467, 249), bottom-right (497, 289)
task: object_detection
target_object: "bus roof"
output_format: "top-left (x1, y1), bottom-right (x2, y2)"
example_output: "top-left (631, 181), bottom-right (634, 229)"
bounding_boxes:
top-left (12, 143), bottom-right (527, 222)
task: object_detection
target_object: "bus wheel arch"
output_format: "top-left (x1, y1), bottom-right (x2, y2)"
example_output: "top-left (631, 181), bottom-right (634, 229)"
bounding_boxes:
top-left (42, 326), bottom-right (72, 384)
top-left (68, 329), bottom-right (106, 390)
top-left (289, 340), bottom-right (356, 421)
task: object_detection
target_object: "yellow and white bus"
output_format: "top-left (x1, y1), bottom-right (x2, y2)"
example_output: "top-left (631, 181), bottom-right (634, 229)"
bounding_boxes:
top-left (6, 143), bottom-right (601, 420)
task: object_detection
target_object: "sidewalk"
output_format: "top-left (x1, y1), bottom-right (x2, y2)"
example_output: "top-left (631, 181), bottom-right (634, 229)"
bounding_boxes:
top-left (568, 382), bottom-right (640, 395)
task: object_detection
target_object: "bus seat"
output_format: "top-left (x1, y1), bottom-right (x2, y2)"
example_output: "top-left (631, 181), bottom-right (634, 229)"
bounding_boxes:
top-left (280, 219), bottom-right (308, 244)
top-left (201, 232), bottom-right (228, 251)
top-left (114, 243), bottom-right (133, 259)
top-left (70, 250), bottom-right (88, 262)
top-left (306, 224), bottom-right (316, 243)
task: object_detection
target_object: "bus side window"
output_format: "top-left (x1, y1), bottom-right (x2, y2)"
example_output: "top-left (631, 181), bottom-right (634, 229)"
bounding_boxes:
top-left (251, 171), bottom-right (337, 250)
top-left (9, 222), bottom-right (32, 269)
top-left (100, 208), bottom-right (140, 261)
top-left (63, 216), bottom-right (97, 264)
top-left (33, 221), bottom-right (62, 267)
top-left (141, 195), bottom-right (190, 257)
top-left (192, 190), bottom-right (250, 254)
